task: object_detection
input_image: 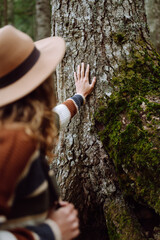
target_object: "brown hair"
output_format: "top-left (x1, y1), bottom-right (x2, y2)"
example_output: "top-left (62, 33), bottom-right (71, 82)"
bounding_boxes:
top-left (0, 76), bottom-right (58, 161)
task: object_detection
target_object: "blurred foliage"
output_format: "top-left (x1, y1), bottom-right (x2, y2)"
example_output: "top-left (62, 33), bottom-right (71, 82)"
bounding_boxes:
top-left (0, 0), bottom-right (36, 39)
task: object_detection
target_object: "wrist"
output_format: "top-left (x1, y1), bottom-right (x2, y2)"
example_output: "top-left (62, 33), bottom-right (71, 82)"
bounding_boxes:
top-left (75, 93), bottom-right (86, 104)
top-left (45, 219), bottom-right (62, 240)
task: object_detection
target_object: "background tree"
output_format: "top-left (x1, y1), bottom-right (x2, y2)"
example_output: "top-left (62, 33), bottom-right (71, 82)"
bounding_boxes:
top-left (7, 0), bottom-right (14, 24)
top-left (0, 0), bottom-right (36, 38)
top-left (14, 0), bottom-right (35, 39)
top-left (0, 0), bottom-right (8, 26)
top-left (35, 0), bottom-right (51, 40)
top-left (51, 1), bottom-right (160, 240)
top-left (3, 0), bottom-right (8, 25)
top-left (0, 0), bottom-right (50, 40)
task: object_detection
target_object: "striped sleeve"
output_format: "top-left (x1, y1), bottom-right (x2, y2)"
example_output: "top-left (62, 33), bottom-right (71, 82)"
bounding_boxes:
top-left (0, 231), bottom-right (17, 240)
top-left (53, 94), bottom-right (85, 129)
top-left (0, 221), bottom-right (61, 240)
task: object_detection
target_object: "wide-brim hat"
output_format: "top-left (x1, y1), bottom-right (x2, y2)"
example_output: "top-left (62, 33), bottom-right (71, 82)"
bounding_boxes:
top-left (0, 25), bottom-right (66, 107)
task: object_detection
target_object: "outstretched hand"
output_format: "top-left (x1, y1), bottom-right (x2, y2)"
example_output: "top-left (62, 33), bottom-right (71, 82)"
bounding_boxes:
top-left (74, 63), bottom-right (96, 98)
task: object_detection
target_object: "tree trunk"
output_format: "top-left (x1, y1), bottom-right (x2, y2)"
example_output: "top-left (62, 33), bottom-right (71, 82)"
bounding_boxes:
top-left (145, 0), bottom-right (160, 52)
top-left (51, 1), bottom-right (160, 239)
top-left (0, 0), bottom-right (3, 27)
top-left (0, 0), bottom-right (13, 27)
top-left (3, 0), bottom-right (7, 25)
top-left (35, 0), bottom-right (51, 40)
top-left (7, 0), bottom-right (14, 24)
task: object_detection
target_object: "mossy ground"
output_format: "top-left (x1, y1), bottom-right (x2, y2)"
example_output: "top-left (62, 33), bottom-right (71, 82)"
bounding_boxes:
top-left (95, 39), bottom-right (160, 224)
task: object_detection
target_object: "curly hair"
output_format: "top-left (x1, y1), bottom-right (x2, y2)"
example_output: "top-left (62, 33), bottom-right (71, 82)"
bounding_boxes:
top-left (0, 76), bottom-right (58, 162)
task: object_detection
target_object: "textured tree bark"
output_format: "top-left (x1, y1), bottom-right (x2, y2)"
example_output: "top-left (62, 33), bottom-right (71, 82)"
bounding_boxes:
top-left (50, 1), bottom-right (159, 239)
top-left (35, 0), bottom-right (51, 40)
top-left (145, 0), bottom-right (160, 52)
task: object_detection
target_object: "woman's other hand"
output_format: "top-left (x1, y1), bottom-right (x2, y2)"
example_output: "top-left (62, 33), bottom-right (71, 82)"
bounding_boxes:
top-left (74, 63), bottom-right (96, 98)
top-left (48, 202), bottom-right (80, 240)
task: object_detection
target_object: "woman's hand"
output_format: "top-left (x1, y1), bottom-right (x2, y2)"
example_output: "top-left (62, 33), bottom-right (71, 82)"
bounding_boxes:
top-left (48, 202), bottom-right (80, 240)
top-left (74, 63), bottom-right (96, 98)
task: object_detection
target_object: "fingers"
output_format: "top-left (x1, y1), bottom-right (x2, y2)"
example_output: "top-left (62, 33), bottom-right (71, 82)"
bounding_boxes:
top-left (87, 77), bottom-right (96, 95)
top-left (72, 229), bottom-right (80, 239)
top-left (81, 62), bottom-right (84, 78)
top-left (69, 210), bottom-right (79, 236)
top-left (85, 64), bottom-right (89, 79)
top-left (74, 71), bottom-right (77, 82)
top-left (64, 203), bottom-right (75, 214)
top-left (49, 202), bottom-right (80, 240)
top-left (77, 65), bottom-right (80, 80)
top-left (74, 63), bottom-right (96, 97)
top-left (62, 204), bottom-right (80, 236)
top-left (71, 218), bottom-right (79, 229)
top-left (68, 209), bottom-right (79, 220)
top-left (91, 76), bottom-right (96, 88)
top-left (62, 204), bottom-right (78, 221)
top-left (75, 63), bottom-right (89, 81)
top-left (59, 201), bottom-right (69, 207)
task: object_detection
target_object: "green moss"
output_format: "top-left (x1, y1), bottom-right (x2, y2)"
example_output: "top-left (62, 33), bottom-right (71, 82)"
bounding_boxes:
top-left (112, 32), bottom-right (127, 45)
top-left (103, 200), bottom-right (147, 240)
top-left (95, 39), bottom-right (160, 214)
top-left (106, 213), bottom-right (121, 240)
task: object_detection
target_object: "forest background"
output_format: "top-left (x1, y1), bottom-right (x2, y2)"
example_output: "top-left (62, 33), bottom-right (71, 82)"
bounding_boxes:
top-left (0, 0), bottom-right (160, 240)
top-left (0, 0), bottom-right (36, 38)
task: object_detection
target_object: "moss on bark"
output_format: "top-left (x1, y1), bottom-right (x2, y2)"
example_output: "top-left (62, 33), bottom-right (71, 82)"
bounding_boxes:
top-left (104, 198), bottom-right (147, 240)
top-left (95, 38), bottom-right (160, 236)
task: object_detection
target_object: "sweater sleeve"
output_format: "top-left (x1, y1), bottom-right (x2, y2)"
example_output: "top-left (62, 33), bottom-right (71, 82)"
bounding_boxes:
top-left (0, 221), bottom-right (62, 240)
top-left (53, 93), bottom-right (85, 129)
top-left (0, 221), bottom-right (61, 240)
top-left (0, 129), bottom-right (61, 240)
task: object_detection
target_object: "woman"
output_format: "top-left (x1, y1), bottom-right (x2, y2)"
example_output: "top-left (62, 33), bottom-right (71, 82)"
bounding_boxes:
top-left (0, 25), bottom-right (96, 240)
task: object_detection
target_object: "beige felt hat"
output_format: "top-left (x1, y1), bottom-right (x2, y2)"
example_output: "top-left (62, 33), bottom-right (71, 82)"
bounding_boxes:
top-left (0, 25), bottom-right (66, 107)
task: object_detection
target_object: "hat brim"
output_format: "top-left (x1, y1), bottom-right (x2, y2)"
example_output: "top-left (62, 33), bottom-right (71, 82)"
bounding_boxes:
top-left (0, 37), bottom-right (65, 107)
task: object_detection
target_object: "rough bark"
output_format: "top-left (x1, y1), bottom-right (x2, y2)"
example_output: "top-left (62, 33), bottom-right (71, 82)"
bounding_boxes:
top-left (51, 1), bottom-right (160, 239)
top-left (145, 0), bottom-right (160, 52)
top-left (35, 0), bottom-right (51, 40)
